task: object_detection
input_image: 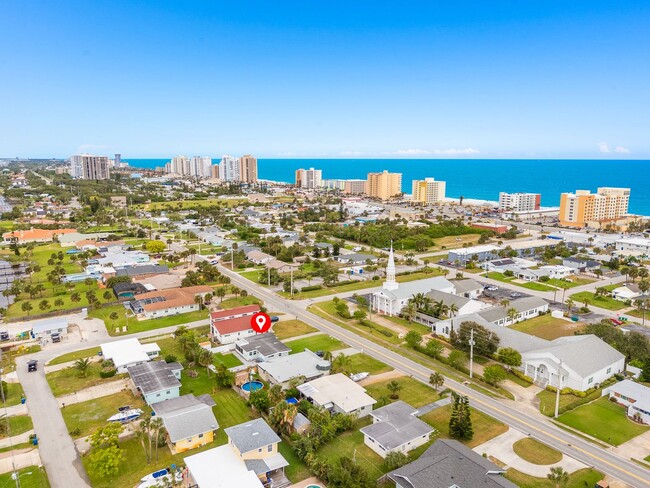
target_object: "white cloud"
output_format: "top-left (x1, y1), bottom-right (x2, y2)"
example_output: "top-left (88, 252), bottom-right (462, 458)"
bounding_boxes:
top-left (339, 151), bottom-right (366, 156)
top-left (598, 142), bottom-right (610, 153)
top-left (614, 146), bottom-right (631, 154)
top-left (598, 142), bottom-right (630, 154)
top-left (387, 148), bottom-right (480, 156)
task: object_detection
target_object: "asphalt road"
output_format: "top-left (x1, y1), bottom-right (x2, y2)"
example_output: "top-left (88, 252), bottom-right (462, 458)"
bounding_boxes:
top-left (220, 264), bottom-right (650, 488)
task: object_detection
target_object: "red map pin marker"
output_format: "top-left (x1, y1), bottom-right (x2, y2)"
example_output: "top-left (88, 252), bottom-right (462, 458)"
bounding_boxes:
top-left (250, 312), bottom-right (272, 333)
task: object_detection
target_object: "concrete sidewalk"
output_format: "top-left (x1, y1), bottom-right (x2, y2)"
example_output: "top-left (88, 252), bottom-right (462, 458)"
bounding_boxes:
top-left (0, 448), bottom-right (41, 475)
top-left (57, 378), bottom-right (130, 406)
top-left (0, 429), bottom-right (35, 449)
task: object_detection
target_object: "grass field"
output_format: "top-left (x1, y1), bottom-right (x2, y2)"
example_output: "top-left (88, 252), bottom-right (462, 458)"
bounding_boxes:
top-left (0, 466), bottom-right (50, 488)
top-left (537, 388), bottom-right (603, 417)
top-left (557, 397), bottom-right (649, 445)
top-left (422, 404), bottom-right (508, 449)
top-left (520, 281), bottom-right (556, 292)
top-left (2, 382), bottom-right (25, 406)
top-left (48, 346), bottom-right (101, 366)
top-left (272, 319), bottom-right (317, 340)
top-left (1, 415), bottom-right (34, 437)
top-left (62, 390), bottom-right (147, 438)
top-left (90, 305), bottom-right (209, 335)
top-left (46, 364), bottom-right (127, 397)
top-left (213, 352), bottom-right (242, 368)
top-left (316, 418), bottom-right (388, 480)
top-left (511, 314), bottom-right (583, 340)
top-left (570, 291), bottom-right (627, 311)
top-left (430, 234), bottom-right (482, 251)
top-left (142, 198), bottom-right (246, 211)
top-left (366, 377), bottom-right (439, 408)
top-left (505, 468), bottom-right (603, 488)
top-left (346, 353), bottom-right (393, 375)
top-left (512, 438), bottom-right (562, 465)
top-left (219, 295), bottom-right (262, 309)
top-left (285, 333), bottom-right (346, 354)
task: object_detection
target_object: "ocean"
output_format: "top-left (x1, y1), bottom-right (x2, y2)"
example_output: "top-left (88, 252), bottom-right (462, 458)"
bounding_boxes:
top-left (124, 159), bottom-right (650, 216)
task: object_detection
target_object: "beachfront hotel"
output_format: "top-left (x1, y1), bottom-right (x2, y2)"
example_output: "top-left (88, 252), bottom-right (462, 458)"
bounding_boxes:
top-left (498, 192), bottom-right (541, 212)
top-left (366, 170), bottom-right (402, 200)
top-left (411, 177), bottom-right (446, 204)
top-left (559, 187), bottom-right (630, 228)
top-left (295, 167), bottom-right (322, 188)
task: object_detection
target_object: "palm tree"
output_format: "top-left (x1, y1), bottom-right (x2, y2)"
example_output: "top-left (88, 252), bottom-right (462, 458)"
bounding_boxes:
top-left (74, 358), bottom-right (91, 378)
top-left (429, 372), bottom-right (444, 391)
top-left (500, 298), bottom-right (510, 308)
top-left (21, 302), bottom-right (33, 316)
top-left (386, 380), bottom-right (402, 399)
top-left (215, 286), bottom-right (227, 303)
top-left (635, 298), bottom-right (650, 326)
top-left (331, 353), bottom-right (352, 374)
top-left (402, 302), bottom-right (417, 322)
top-left (448, 303), bottom-right (459, 330)
top-left (565, 298), bottom-right (575, 316)
top-left (505, 308), bottom-right (517, 325)
top-left (198, 348), bottom-right (213, 376)
top-left (194, 295), bottom-right (204, 310)
top-left (547, 466), bottom-right (569, 488)
top-left (39, 299), bottom-right (50, 313)
top-left (109, 311), bottom-right (119, 328)
top-left (582, 298), bottom-right (590, 309)
top-left (54, 298), bottom-right (65, 309)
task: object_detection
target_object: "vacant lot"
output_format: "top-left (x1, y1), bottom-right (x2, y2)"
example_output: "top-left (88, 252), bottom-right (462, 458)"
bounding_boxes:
top-left (346, 353), bottom-right (393, 375)
top-left (91, 305), bottom-right (209, 335)
top-left (558, 397), bottom-right (649, 445)
top-left (272, 319), bottom-right (317, 340)
top-left (285, 333), bottom-right (346, 354)
top-left (49, 347), bottom-right (101, 366)
top-left (46, 364), bottom-right (127, 397)
top-left (505, 468), bottom-right (603, 488)
top-left (366, 377), bottom-right (439, 408)
top-left (421, 404), bottom-right (508, 449)
top-left (511, 314), bottom-right (583, 340)
top-left (570, 291), bottom-right (627, 311)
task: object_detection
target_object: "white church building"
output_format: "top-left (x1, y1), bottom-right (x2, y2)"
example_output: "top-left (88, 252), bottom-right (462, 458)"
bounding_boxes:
top-left (371, 245), bottom-right (455, 316)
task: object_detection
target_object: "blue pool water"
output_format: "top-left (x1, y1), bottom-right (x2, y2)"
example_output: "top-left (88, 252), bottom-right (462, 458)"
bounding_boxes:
top-left (241, 381), bottom-right (264, 392)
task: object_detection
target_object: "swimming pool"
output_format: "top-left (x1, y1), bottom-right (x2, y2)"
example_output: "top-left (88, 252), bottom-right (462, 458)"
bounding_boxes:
top-left (241, 381), bottom-right (264, 392)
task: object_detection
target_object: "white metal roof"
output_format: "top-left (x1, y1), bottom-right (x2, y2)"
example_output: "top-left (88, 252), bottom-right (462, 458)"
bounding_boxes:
top-left (100, 338), bottom-right (152, 369)
top-left (184, 445), bottom-right (263, 488)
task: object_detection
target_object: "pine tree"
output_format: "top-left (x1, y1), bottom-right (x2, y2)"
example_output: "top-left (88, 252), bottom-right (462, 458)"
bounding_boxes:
top-left (449, 393), bottom-right (473, 441)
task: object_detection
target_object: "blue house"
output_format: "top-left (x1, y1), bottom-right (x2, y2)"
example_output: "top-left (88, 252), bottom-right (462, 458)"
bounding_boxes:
top-left (128, 361), bottom-right (183, 405)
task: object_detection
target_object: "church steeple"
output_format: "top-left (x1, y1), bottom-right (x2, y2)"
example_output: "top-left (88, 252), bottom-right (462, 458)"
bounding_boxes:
top-left (383, 241), bottom-right (398, 291)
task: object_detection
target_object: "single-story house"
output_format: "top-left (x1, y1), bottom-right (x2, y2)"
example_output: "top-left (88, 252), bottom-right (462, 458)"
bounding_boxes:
top-left (235, 333), bottom-right (290, 362)
top-left (100, 338), bottom-right (160, 373)
top-left (2, 228), bottom-right (77, 244)
top-left (257, 349), bottom-right (331, 388)
top-left (184, 446), bottom-right (263, 488)
top-left (387, 439), bottom-right (516, 488)
top-left (115, 264), bottom-right (169, 279)
top-left (360, 401), bottom-right (433, 458)
top-left (336, 253), bottom-right (378, 264)
top-left (225, 419), bottom-right (290, 487)
top-left (611, 283), bottom-right (644, 302)
top-left (245, 250), bottom-right (274, 265)
top-left (128, 360), bottom-right (183, 405)
top-left (426, 290), bottom-right (488, 317)
top-left (474, 296), bottom-right (549, 326)
top-left (314, 242), bottom-right (333, 253)
top-left (297, 373), bottom-right (376, 418)
top-left (31, 317), bottom-right (68, 339)
top-left (562, 257), bottom-right (601, 273)
top-left (448, 245), bottom-right (500, 263)
top-left (129, 285), bottom-right (213, 319)
top-left (265, 259), bottom-right (300, 273)
top-left (453, 278), bottom-right (484, 299)
top-left (152, 394), bottom-right (219, 453)
top-left (603, 380), bottom-right (650, 425)
top-left (211, 305), bottom-right (262, 344)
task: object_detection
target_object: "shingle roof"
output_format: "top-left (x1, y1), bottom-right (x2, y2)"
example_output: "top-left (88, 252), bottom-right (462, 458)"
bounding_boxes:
top-left (151, 394), bottom-right (218, 443)
top-left (453, 279), bottom-right (483, 294)
top-left (225, 418), bottom-right (280, 454)
top-left (236, 333), bottom-right (290, 357)
top-left (426, 290), bottom-right (471, 309)
top-left (115, 264), bottom-right (169, 277)
top-left (388, 439), bottom-right (516, 488)
top-left (128, 361), bottom-right (183, 395)
top-left (211, 305), bottom-right (260, 335)
top-left (360, 401), bottom-right (433, 450)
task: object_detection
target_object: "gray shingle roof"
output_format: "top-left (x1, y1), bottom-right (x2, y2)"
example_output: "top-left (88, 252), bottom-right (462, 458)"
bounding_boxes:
top-left (388, 439), bottom-right (516, 488)
top-left (453, 279), bottom-right (483, 294)
top-left (360, 401), bottom-right (433, 450)
top-left (426, 290), bottom-right (471, 309)
top-left (115, 264), bottom-right (169, 277)
top-left (151, 394), bottom-right (219, 442)
top-left (128, 361), bottom-right (183, 395)
top-left (236, 333), bottom-right (290, 357)
top-left (225, 418), bottom-right (281, 454)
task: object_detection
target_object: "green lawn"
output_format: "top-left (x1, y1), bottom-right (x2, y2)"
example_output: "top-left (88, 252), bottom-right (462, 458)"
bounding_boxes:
top-left (213, 353), bottom-right (242, 369)
top-left (211, 387), bottom-right (260, 445)
top-left (46, 364), bottom-right (127, 397)
top-left (547, 277), bottom-right (596, 288)
top-left (511, 314), bottom-right (584, 340)
top-left (0, 466), bottom-right (50, 488)
top-left (346, 353), bottom-right (393, 375)
top-left (285, 333), bottom-right (346, 354)
top-left (421, 404), bottom-right (509, 449)
top-left (272, 319), bottom-right (318, 340)
top-left (62, 390), bottom-right (147, 438)
top-left (570, 291), bottom-right (627, 311)
top-left (365, 377), bottom-right (439, 408)
top-left (48, 346), bottom-right (101, 366)
top-left (505, 468), bottom-right (603, 488)
top-left (520, 282), bottom-right (556, 292)
top-left (557, 397), bottom-right (649, 445)
top-left (1, 415), bottom-right (34, 437)
top-left (2, 382), bottom-right (25, 407)
top-left (90, 305), bottom-right (209, 335)
top-left (278, 442), bottom-right (311, 483)
top-left (239, 269), bottom-right (265, 283)
top-left (219, 295), bottom-right (262, 309)
top-left (537, 388), bottom-right (603, 417)
top-left (512, 438), bottom-right (562, 465)
top-left (316, 418), bottom-right (387, 480)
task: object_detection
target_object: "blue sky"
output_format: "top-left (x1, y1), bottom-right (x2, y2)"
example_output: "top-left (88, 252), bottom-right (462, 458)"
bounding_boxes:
top-left (1, 1), bottom-right (649, 159)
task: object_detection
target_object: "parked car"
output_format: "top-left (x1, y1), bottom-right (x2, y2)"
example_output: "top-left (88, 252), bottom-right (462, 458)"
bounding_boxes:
top-left (0, 331), bottom-right (9, 341)
top-left (51, 332), bottom-right (61, 343)
top-left (610, 318), bottom-right (623, 326)
top-left (510, 292), bottom-right (522, 298)
top-left (486, 286), bottom-right (498, 291)
top-left (27, 360), bottom-right (38, 372)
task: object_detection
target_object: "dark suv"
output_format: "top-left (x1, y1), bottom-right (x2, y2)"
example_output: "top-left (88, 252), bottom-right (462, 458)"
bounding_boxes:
top-left (27, 360), bottom-right (38, 372)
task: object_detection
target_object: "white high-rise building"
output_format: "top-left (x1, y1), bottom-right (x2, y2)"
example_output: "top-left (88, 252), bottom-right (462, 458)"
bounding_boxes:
top-left (170, 156), bottom-right (189, 175)
top-left (189, 156), bottom-right (212, 178)
top-left (69, 155), bottom-right (84, 178)
top-left (295, 168), bottom-right (322, 189)
top-left (499, 192), bottom-right (541, 212)
top-left (411, 178), bottom-right (446, 204)
top-left (69, 154), bottom-right (110, 180)
top-left (220, 155), bottom-right (241, 182)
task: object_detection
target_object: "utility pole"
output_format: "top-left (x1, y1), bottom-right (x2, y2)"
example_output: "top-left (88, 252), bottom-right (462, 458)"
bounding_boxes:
top-left (554, 360), bottom-right (563, 418)
top-left (231, 247), bottom-right (234, 271)
top-left (469, 328), bottom-right (475, 379)
top-left (267, 267), bottom-right (270, 286)
top-left (290, 267), bottom-right (294, 298)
